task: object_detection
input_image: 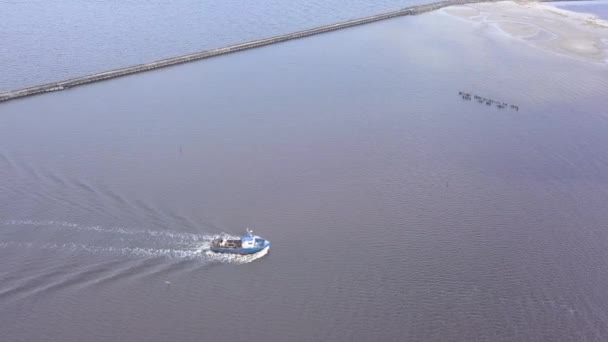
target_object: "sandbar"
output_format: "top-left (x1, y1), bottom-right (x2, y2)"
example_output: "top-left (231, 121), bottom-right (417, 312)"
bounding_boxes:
top-left (443, 1), bottom-right (608, 63)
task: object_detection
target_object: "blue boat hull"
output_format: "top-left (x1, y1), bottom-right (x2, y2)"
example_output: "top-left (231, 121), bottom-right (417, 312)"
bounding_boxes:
top-left (211, 241), bottom-right (270, 255)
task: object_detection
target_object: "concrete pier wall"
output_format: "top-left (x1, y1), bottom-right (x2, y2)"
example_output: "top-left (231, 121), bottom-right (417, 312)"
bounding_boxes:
top-left (0, 0), bottom-right (489, 103)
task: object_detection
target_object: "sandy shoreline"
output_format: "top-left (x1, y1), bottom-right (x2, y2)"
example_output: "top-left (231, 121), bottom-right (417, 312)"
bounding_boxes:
top-left (443, 1), bottom-right (608, 63)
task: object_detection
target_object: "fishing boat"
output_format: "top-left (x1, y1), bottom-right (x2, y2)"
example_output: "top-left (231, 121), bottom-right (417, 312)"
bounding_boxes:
top-left (210, 229), bottom-right (270, 255)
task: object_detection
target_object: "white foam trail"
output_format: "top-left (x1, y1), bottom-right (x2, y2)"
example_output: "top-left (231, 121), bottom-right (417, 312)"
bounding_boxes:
top-left (2, 220), bottom-right (231, 242)
top-left (1, 220), bottom-right (269, 264)
top-left (0, 241), bottom-right (205, 259)
top-left (204, 246), bottom-right (270, 265)
top-left (0, 241), bottom-right (269, 263)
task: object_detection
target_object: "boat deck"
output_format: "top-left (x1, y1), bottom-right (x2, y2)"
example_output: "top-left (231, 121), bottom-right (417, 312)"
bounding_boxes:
top-left (212, 239), bottom-right (242, 249)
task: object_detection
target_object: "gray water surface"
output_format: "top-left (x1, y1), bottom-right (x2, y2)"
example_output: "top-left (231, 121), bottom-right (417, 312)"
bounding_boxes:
top-left (0, 0), bottom-right (434, 91)
top-left (2, 10), bottom-right (608, 342)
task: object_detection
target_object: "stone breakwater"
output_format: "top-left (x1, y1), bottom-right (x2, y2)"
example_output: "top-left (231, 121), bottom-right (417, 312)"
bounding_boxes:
top-left (0, 0), bottom-right (534, 104)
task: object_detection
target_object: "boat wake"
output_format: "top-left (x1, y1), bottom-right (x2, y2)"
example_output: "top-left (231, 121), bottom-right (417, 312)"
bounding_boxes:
top-left (204, 246), bottom-right (270, 265)
top-left (1, 220), bottom-right (268, 264)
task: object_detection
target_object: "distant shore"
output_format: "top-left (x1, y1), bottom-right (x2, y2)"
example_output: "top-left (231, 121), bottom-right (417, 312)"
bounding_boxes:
top-left (0, 0), bottom-right (601, 104)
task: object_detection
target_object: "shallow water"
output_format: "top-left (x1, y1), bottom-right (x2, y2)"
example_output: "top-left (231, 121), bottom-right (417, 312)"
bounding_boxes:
top-left (0, 0), bottom-right (433, 91)
top-left (2, 9), bottom-right (608, 342)
top-left (549, 0), bottom-right (608, 19)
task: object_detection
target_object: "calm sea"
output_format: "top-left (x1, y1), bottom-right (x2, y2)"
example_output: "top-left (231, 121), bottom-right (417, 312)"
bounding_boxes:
top-left (2, 6), bottom-right (608, 342)
top-left (0, 0), bottom-right (432, 92)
